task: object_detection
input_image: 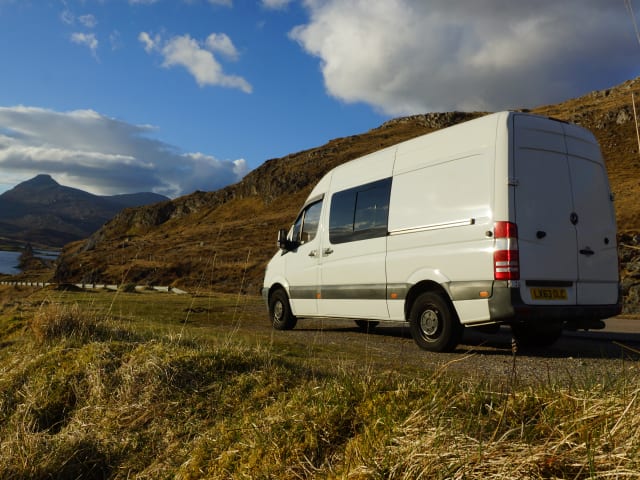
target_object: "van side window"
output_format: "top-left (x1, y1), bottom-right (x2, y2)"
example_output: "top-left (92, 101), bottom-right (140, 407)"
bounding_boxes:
top-left (292, 200), bottom-right (322, 245)
top-left (329, 178), bottom-right (391, 244)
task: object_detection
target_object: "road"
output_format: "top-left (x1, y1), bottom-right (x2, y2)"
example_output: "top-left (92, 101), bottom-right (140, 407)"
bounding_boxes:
top-left (239, 311), bottom-right (640, 385)
top-left (596, 315), bottom-right (640, 335)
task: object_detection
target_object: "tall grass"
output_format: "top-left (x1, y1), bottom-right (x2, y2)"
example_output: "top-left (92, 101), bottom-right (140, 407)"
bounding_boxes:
top-left (0, 288), bottom-right (638, 478)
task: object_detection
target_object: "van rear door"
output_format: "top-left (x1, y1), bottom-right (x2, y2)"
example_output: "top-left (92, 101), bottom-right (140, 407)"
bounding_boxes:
top-left (512, 114), bottom-right (618, 306)
top-left (564, 123), bottom-right (619, 304)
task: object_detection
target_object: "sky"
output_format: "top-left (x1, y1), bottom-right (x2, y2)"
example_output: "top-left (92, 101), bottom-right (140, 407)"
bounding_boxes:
top-left (0, 0), bottom-right (638, 198)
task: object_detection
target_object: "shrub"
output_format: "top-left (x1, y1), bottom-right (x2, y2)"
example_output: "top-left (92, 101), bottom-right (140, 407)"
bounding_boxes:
top-left (119, 283), bottom-right (138, 293)
top-left (30, 302), bottom-right (102, 344)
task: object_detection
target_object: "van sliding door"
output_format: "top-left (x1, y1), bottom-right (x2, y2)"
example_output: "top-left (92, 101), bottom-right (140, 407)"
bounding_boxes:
top-left (318, 177), bottom-right (392, 320)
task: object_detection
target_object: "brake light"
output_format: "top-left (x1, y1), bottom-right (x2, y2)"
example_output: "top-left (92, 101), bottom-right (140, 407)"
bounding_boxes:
top-left (494, 221), bottom-right (519, 280)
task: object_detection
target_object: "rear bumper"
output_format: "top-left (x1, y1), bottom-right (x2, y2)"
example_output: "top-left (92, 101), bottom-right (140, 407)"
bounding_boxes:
top-left (488, 281), bottom-right (622, 325)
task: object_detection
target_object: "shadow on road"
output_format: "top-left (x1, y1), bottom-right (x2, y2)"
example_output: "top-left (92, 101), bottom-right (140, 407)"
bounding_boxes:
top-left (292, 320), bottom-right (640, 360)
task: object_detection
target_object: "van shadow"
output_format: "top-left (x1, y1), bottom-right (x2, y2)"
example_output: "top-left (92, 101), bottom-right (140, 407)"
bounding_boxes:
top-left (294, 320), bottom-right (640, 360)
top-left (458, 326), bottom-right (640, 360)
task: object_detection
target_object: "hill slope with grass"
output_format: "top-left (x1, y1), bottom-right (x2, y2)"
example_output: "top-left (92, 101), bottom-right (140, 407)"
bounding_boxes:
top-left (52, 78), bottom-right (640, 304)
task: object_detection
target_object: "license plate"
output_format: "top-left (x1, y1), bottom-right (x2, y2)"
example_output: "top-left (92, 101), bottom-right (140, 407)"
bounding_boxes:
top-left (530, 288), bottom-right (568, 300)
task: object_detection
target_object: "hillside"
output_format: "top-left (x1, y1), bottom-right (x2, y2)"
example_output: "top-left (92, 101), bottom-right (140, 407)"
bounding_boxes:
top-left (52, 78), bottom-right (640, 300)
top-left (0, 174), bottom-right (168, 248)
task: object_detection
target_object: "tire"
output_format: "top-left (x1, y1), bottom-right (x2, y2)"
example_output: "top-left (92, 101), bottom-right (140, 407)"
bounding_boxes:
top-left (409, 292), bottom-right (462, 352)
top-left (354, 320), bottom-right (379, 332)
top-left (269, 289), bottom-right (297, 330)
top-left (511, 322), bottom-right (562, 348)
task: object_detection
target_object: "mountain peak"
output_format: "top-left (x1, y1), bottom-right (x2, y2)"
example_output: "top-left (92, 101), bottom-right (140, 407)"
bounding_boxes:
top-left (24, 174), bottom-right (59, 187)
top-left (0, 174), bottom-right (169, 247)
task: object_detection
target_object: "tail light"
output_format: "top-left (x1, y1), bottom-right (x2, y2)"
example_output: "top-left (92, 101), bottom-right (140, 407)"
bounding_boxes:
top-left (494, 221), bottom-right (519, 280)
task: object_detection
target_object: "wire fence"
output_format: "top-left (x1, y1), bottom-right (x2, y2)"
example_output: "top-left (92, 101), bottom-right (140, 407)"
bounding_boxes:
top-left (0, 281), bottom-right (187, 294)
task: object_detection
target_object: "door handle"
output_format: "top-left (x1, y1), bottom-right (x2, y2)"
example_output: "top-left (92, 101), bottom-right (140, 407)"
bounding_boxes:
top-left (308, 250), bottom-right (318, 257)
top-left (323, 248), bottom-right (334, 256)
top-left (579, 248), bottom-right (595, 256)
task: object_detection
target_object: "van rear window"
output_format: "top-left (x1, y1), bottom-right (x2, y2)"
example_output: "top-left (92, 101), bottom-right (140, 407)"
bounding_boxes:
top-left (329, 178), bottom-right (391, 244)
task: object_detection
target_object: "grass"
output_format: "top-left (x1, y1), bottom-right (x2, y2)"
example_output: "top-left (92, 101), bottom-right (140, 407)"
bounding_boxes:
top-left (0, 285), bottom-right (639, 479)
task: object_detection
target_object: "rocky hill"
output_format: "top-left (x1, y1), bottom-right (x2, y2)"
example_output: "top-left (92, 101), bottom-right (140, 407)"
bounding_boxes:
top-left (51, 78), bottom-right (640, 309)
top-left (0, 174), bottom-right (168, 248)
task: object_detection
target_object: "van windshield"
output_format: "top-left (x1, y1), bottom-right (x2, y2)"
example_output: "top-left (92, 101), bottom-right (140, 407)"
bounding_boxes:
top-left (292, 200), bottom-right (322, 245)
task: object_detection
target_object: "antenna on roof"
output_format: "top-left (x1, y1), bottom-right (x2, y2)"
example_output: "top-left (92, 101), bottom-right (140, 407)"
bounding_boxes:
top-left (625, 0), bottom-right (640, 46)
top-left (625, 0), bottom-right (640, 159)
top-left (633, 93), bottom-right (640, 157)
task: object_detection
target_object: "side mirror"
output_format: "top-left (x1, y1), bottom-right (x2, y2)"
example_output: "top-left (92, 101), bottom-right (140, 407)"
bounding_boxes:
top-left (277, 228), bottom-right (289, 250)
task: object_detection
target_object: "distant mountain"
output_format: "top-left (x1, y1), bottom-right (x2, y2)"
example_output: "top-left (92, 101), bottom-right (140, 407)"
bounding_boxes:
top-left (0, 174), bottom-right (168, 247)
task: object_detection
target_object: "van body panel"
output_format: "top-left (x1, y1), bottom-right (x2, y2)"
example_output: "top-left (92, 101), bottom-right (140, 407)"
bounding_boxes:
top-left (512, 114), bottom-right (618, 307)
top-left (282, 235), bottom-right (320, 316)
top-left (325, 147), bottom-right (394, 191)
top-left (263, 111), bottom-right (621, 349)
top-left (318, 237), bottom-right (389, 319)
top-left (315, 149), bottom-right (394, 318)
top-left (452, 299), bottom-right (491, 324)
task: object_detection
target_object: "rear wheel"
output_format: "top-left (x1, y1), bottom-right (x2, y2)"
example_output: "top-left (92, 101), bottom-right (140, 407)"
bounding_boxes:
top-left (354, 320), bottom-right (379, 332)
top-left (409, 292), bottom-right (462, 352)
top-left (269, 289), bottom-right (297, 330)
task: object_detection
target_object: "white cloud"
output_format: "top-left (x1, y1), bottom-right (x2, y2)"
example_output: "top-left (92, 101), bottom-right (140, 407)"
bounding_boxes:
top-left (60, 9), bottom-right (74, 25)
top-left (110, 30), bottom-right (123, 51)
top-left (140, 32), bottom-right (252, 93)
top-left (208, 0), bottom-right (233, 6)
top-left (0, 106), bottom-right (248, 197)
top-left (261, 0), bottom-right (293, 9)
top-left (129, 0), bottom-right (159, 4)
top-left (78, 14), bottom-right (97, 28)
top-left (138, 31), bottom-right (158, 53)
top-left (71, 32), bottom-right (99, 58)
top-left (205, 33), bottom-right (239, 60)
top-left (291, 0), bottom-right (640, 114)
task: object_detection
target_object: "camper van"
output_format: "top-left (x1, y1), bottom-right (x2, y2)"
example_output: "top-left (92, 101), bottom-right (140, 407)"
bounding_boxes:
top-left (262, 112), bottom-right (621, 352)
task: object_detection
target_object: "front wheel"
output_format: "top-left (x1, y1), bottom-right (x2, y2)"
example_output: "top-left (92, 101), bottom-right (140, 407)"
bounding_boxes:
top-left (409, 292), bottom-right (462, 352)
top-left (269, 289), bottom-right (297, 330)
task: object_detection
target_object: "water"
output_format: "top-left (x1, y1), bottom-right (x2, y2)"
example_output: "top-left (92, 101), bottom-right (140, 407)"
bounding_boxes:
top-left (0, 249), bottom-right (59, 275)
top-left (0, 251), bottom-right (21, 275)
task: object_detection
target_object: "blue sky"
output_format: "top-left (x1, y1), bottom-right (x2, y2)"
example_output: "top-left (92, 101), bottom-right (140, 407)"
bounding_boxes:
top-left (0, 0), bottom-right (638, 198)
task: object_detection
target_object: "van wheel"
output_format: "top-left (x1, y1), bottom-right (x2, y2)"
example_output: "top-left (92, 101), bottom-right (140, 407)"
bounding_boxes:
top-left (355, 320), bottom-right (379, 332)
top-left (511, 323), bottom-right (562, 348)
top-left (269, 289), bottom-right (297, 330)
top-left (409, 292), bottom-right (462, 352)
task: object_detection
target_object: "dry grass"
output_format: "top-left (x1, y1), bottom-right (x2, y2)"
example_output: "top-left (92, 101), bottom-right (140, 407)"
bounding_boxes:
top-left (30, 302), bottom-right (101, 344)
top-left (0, 287), bottom-right (639, 479)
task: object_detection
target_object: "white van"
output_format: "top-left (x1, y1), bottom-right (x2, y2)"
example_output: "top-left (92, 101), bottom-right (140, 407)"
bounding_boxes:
top-left (262, 112), bottom-right (621, 352)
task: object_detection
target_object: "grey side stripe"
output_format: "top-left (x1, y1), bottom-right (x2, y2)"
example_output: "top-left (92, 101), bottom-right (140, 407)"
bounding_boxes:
top-left (289, 281), bottom-right (494, 302)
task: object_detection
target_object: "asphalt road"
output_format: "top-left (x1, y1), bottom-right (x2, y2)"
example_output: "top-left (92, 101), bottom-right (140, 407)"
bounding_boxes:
top-left (596, 315), bottom-right (640, 335)
top-left (252, 314), bottom-right (640, 384)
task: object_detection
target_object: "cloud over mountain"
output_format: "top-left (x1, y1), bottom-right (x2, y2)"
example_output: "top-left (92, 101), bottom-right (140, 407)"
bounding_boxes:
top-left (0, 106), bottom-right (247, 198)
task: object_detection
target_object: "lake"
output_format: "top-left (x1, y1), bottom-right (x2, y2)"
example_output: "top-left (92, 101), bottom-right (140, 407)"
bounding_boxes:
top-left (0, 249), bottom-right (59, 275)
